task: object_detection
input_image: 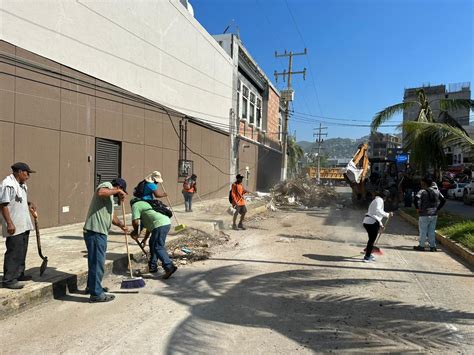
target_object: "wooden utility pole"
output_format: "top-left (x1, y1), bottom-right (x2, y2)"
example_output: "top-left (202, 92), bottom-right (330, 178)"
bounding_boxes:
top-left (274, 49), bottom-right (307, 180)
top-left (313, 123), bottom-right (327, 183)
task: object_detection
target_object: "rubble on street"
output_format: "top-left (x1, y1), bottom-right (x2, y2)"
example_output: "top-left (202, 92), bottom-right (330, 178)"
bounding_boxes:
top-left (270, 178), bottom-right (344, 208)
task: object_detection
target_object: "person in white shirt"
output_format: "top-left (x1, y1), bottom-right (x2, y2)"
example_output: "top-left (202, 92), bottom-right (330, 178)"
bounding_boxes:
top-left (0, 162), bottom-right (37, 289)
top-left (362, 190), bottom-right (393, 262)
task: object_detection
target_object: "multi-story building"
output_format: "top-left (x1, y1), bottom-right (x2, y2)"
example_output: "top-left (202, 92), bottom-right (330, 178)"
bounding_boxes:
top-left (0, 0), bottom-right (273, 228)
top-left (213, 33), bottom-right (283, 190)
top-left (368, 133), bottom-right (401, 159)
top-left (403, 83), bottom-right (471, 167)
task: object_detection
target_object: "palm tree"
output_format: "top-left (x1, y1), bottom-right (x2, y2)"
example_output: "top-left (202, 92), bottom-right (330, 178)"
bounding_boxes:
top-left (287, 136), bottom-right (304, 178)
top-left (371, 89), bottom-right (474, 173)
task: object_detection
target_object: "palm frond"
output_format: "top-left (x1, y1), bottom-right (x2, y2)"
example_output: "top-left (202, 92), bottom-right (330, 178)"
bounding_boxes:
top-left (371, 102), bottom-right (418, 132)
top-left (436, 111), bottom-right (467, 132)
top-left (438, 99), bottom-right (474, 112)
top-left (404, 121), bottom-right (474, 149)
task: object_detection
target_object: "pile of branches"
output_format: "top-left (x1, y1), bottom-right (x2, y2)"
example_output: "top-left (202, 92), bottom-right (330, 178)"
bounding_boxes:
top-left (271, 178), bottom-right (340, 207)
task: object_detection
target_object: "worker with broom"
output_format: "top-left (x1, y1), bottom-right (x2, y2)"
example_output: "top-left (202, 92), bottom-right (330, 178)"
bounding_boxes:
top-left (362, 190), bottom-right (393, 263)
top-left (0, 163), bottom-right (37, 290)
top-left (130, 198), bottom-right (177, 279)
top-left (182, 174), bottom-right (197, 212)
top-left (231, 174), bottom-right (249, 230)
top-left (83, 178), bottom-right (128, 303)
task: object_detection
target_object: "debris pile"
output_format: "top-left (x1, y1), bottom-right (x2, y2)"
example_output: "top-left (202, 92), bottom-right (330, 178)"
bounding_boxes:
top-left (271, 178), bottom-right (341, 207)
top-left (167, 228), bottom-right (230, 264)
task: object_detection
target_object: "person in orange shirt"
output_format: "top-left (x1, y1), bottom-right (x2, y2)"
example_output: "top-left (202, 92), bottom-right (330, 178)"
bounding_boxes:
top-left (182, 174), bottom-right (197, 212)
top-left (231, 174), bottom-right (249, 230)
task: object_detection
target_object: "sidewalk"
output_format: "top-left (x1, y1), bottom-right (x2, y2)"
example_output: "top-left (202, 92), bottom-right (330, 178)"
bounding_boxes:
top-left (0, 196), bottom-right (267, 319)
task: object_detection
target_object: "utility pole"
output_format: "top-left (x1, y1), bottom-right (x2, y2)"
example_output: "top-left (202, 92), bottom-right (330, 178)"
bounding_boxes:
top-left (274, 49), bottom-right (307, 181)
top-left (313, 123), bottom-right (327, 184)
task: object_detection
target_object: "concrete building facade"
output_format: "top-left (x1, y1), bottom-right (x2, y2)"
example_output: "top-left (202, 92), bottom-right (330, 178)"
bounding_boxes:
top-left (213, 33), bottom-right (283, 190)
top-left (0, 1), bottom-right (246, 229)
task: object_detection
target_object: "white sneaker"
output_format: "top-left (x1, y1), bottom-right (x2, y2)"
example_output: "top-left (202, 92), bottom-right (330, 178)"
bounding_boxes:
top-left (363, 257), bottom-right (372, 263)
top-left (369, 255), bottom-right (376, 261)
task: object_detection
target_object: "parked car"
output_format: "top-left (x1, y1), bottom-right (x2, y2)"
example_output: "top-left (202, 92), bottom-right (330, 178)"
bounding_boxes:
top-left (463, 179), bottom-right (474, 205)
top-left (447, 183), bottom-right (467, 199)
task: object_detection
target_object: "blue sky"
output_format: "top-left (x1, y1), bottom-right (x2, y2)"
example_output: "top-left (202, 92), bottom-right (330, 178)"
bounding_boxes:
top-left (194, 0), bottom-right (473, 141)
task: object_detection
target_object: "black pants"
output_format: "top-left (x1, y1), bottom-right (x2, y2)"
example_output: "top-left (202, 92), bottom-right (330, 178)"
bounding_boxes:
top-left (363, 222), bottom-right (379, 258)
top-left (3, 231), bottom-right (29, 284)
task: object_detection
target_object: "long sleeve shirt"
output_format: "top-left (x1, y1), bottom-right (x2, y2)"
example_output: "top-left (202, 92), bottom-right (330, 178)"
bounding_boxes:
top-left (363, 196), bottom-right (389, 227)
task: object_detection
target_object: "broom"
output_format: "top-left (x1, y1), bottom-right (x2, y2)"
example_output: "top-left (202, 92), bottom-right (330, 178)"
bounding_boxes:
top-left (196, 192), bottom-right (210, 212)
top-left (120, 203), bottom-right (146, 289)
top-left (161, 182), bottom-right (187, 233)
top-left (363, 215), bottom-right (391, 255)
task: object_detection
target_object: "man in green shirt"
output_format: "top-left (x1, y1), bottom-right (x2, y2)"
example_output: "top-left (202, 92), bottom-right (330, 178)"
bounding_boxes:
top-left (83, 178), bottom-right (128, 303)
top-left (130, 198), bottom-right (177, 279)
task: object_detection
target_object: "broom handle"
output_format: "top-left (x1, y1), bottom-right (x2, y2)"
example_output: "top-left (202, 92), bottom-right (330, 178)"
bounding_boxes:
top-left (374, 215), bottom-right (390, 246)
top-left (121, 203), bottom-right (134, 279)
top-left (160, 182), bottom-right (181, 226)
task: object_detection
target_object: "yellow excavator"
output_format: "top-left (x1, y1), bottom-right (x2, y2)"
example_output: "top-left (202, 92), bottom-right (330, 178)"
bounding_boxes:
top-left (344, 143), bottom-right (370, 202)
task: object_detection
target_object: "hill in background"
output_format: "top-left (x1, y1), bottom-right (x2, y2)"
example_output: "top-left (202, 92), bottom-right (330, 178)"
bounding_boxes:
top-left (298, 136), bottom-right (369, 159)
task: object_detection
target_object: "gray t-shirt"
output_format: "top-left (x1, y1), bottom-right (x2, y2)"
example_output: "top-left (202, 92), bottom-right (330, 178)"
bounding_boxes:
top-left (83, 182), bottom-right (115, 235)
top-left (0, 178), bottom-right (34, 238)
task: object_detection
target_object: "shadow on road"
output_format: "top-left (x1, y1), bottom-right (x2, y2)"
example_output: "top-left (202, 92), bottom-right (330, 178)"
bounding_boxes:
top-left (160, 266), bottom-right (473, 353)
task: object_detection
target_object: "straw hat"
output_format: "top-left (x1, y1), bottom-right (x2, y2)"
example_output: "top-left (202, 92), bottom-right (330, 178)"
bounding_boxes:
top-left (145, 171), bottom-right (163, 183)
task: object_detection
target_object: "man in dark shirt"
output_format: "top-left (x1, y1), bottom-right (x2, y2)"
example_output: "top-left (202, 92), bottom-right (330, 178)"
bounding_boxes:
top-left (413, 177), bottom-right (446, 252)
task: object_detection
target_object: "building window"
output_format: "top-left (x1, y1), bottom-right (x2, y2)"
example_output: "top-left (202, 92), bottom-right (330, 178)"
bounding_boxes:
top-left (242, 85), bottom-right (249, 120)
top-left (249, 92), bottom-right (255, 125)
top-left (256, 98), bottom-right (262, 128)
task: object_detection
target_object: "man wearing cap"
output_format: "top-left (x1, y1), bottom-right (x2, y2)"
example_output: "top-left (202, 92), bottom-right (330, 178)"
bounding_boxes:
top-left (231, 174), bottom-right (249, 230)
top-left (83, 178), bottom-right (128, 302)
top-left (0, 163), bottom-right (37, 289)
top-left (182, 174), bottom-right (197, 212)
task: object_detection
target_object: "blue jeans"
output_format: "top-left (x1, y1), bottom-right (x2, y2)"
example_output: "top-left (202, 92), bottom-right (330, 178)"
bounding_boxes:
top-left (149, 224), bottom-right (172, 271)
top-left (418, 216), bottom-right (438, 248)
top-left (183, 192), bottom-right (193, 211)
top-left (84, 230), bottom-right (107, 297)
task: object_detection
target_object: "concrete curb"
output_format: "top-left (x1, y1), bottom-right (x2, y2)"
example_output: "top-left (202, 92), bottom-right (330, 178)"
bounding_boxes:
top-left (1, 202), bottom-right (269, 319)
top-left (398, 210), bottom-right (474, 267)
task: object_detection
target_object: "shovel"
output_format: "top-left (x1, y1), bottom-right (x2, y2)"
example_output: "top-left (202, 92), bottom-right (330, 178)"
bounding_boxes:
top-left (32, 211), bottom-right (48, 276)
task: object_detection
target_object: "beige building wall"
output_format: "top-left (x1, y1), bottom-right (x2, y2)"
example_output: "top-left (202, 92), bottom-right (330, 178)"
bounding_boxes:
top-left (0, 41), bottom-right (231, 228)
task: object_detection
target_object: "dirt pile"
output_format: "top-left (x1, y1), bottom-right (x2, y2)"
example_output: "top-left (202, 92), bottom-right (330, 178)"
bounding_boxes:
top-left (271, 178), bottom-right (341, 207)
top-left (166, 228), bottom-right (230, 265)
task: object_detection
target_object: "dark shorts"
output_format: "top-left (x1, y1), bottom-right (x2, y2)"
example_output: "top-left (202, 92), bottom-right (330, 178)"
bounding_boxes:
top-left (234, 205), bottom-right (247, 214)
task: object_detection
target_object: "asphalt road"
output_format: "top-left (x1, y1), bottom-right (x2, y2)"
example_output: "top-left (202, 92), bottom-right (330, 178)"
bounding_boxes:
top-left (0, 199), bottom-right (472, 353)
top-left (443, 198), bottom-right (474, 219)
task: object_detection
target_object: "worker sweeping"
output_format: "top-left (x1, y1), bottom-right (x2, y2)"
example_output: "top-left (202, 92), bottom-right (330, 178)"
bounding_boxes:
top-left (83, 178), bottom-right (128, 302)
top-left (182, 174), bottom-right (197, 212)
top-left (130, 198), bottom-right (177, 279)
top-left (362, 190), bottom-right (393, 263)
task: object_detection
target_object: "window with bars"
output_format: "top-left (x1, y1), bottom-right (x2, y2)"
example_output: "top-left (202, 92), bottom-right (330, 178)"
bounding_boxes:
top-left (256, 98), bottom-right (262, 128)
top-left (242, 85), bottom-right (249, 120)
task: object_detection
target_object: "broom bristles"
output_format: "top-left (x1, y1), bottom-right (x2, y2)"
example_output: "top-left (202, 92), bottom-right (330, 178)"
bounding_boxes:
top-left (174, 224), bottom-right (187, 232)
top-left (121, 277), bottom-right (146, 289)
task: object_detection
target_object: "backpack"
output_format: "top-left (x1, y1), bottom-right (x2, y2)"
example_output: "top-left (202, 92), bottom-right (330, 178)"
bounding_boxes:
top-left (131, 198), bottom-right (173, 218)
top-left (133, 180), bottom-right (147, 198)
top-left (228, 189), bottom-right (234, 205)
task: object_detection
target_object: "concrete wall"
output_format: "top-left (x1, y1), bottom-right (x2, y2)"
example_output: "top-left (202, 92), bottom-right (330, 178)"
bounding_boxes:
top-left (0, 41), bottom-right (231, 228)
top-left (0, 0), bottom-right (234, 130)
top-left (238, 139), bottom-right (258, 192)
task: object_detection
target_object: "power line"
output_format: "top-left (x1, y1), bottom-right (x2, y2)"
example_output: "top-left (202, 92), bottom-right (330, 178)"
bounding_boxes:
top-left (284, 0), bottom-right (324, 116)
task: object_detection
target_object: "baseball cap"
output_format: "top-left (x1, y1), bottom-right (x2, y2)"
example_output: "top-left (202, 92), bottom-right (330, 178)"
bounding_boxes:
top-left (145, 171), bottom-right (163, 183)
top-left (11, 162), bottom-right (36, 173)
top-left (111, 178), bottom-right (127, 193)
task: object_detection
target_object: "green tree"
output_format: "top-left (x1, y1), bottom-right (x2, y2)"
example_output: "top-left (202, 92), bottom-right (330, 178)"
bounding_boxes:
top-left (287, 136), bottom-right (304, 178)
top-left (371, 89), bottom-right (474, 173)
